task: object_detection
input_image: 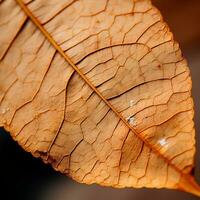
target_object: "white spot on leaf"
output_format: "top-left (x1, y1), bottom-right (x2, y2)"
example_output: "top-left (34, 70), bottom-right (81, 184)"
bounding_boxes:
top-left (1, 108), bottom-right (6, 114)
top-left (130, 100), bottom-right (135, 107)
top-left (1, 108), bottom-right (10, 114)
top-left (158, 138), bottom-right (168, 148)
top-left (126, 116), bottom-right (137, 126)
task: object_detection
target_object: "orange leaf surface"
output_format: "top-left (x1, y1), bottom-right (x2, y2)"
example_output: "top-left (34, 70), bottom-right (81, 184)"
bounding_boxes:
top-left (0, 0), bottom-right (200, 196)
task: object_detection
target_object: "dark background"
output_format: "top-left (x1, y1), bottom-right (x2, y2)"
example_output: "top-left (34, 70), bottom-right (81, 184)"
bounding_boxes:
top-left (0, 0), bottom-right (200, 199)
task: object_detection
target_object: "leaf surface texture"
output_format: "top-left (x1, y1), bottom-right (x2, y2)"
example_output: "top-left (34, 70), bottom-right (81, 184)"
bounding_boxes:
top-left (0, 0), bottom-right (198, 194)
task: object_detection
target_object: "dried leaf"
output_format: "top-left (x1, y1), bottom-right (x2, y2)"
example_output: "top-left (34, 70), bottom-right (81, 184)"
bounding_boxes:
top-left (0, 0), bottom-right (200, 196)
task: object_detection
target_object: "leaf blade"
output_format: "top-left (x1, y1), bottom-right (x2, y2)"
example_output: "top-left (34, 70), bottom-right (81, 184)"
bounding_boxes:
top-left (0, 0), bottom-right (199, 196)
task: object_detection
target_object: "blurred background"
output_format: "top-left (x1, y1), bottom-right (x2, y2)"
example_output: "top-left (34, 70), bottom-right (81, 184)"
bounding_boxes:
top-left (0, 0), bottom-right (200, 199)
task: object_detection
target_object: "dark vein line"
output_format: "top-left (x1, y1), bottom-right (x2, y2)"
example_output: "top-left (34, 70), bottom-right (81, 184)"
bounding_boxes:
top-left (0, 16), bottom-right (28, 61)
top-left (75, 42), bottom-right (150, 65)
top-left (46, 70), bottom-right (75, 156)
top-left (42, 0), bottom-right (78, 25)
